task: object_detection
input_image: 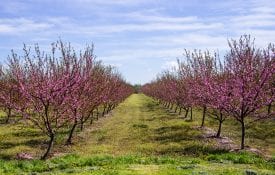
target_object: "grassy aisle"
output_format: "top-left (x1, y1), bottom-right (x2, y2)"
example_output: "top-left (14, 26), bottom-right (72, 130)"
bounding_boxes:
top-left (71, 93), bottom-right (203, 156)
top-left (0, 94), bottom-right (274, 174)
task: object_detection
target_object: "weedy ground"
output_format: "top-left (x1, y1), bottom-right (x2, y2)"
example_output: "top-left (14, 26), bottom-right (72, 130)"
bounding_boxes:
top-left (0, 94), bottom-right (274, 174)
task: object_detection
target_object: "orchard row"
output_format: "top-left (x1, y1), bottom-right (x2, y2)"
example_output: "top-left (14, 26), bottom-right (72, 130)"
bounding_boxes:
top-left (0, 41), bottom-right (133, 159)
top-left (141, 35), bottom-right (274, 150)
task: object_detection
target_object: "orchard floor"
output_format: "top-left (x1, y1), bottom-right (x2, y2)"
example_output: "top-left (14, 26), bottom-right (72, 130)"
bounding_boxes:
top-left (0, 94), bottom-right (274, 174)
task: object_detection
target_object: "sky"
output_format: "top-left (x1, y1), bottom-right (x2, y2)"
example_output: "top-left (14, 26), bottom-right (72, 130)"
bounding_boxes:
top-left (0, 0), bottom-right (275, 84)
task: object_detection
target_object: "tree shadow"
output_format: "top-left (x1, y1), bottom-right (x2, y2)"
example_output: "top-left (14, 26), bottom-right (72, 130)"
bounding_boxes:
top-left (153, 125), bottom-right (200, 143)
top-left (0, 115), bottom-right (22, 124)
top-left (0, 117), bottom-right (7, 124)
top-left (12, 130), bottom-right (42, 137)
top-left (156, 144), bottom-right (229, 156)
top-left (141, 102), bottom-right (160, 112)
top-left (0, 139), bottom-right (45, 149)
top-left (142, 115), bottom-right (177, 122)
top-left (0, 153), bottom-right (13, 160)
top-left (155, 125), bottom-right (189, 134)
top-left (24, 139), bottom-right (46, 147)
top-left (0, 141), bottom-right (19, 149)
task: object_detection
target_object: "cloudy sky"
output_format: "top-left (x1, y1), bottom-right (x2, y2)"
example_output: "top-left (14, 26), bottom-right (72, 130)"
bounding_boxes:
top-left (0, 0), bottom-right (275, 84)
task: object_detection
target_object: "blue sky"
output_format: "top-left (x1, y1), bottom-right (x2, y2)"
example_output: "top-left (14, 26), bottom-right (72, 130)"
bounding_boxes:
top-left (0, 0), bottom-right (275, 84)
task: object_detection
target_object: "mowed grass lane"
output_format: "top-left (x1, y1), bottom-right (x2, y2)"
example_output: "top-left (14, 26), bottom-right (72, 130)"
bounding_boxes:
top-left (71, 93), bottom-right (204, 156)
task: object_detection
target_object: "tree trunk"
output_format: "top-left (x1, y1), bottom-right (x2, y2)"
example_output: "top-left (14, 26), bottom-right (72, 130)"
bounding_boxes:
top-left (96, 107), bottom-right (99, 120)
top-left (216, 120), bottom-right (222, 138)
top-left (200, 106), bottom-right (207, 127)
top-left (66, 120), bottom-right (77, 145)
top-left (102, 105), bottom-right (106, 116)
top-left (184, 108), bottom-right (189, 118)
top-left (106, 104), bottom-right (110, 113)
top-left (41, 134), bottom-right (54, 160)
top-left (267, 103), bottom-right (272, 114)
top-left (90, 112), bottom-right (94, 124)
top-left (80, 117), bottom-right (84, 131)
top-left (190, 107), bottom-right (193, 121)
top-left (179, 107), bottom-right (182, 115)
top-left (5, 108), bottom-right (11, 123)
top-left (108, 104), bottom-right (112, 113)
top-left (174, 105), bottom-right (178, 113)
top-left (240, 120), bottom-right (245, 149)
top-left (215, 111), bottom-right (224, 138)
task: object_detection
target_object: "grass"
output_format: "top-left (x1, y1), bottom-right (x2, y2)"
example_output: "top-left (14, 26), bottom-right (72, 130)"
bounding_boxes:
top-left (0, 94), bottom-right (274, 174)
top-left (196, 106), bottom-right (275, 156)
top-left (0, 153), bottom-right (274, 174)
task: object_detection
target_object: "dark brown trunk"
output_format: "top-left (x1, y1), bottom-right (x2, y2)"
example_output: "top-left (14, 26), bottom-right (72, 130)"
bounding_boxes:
top-left (106, 105), bottom-right (110, 113)
top-left (179, 107), bottom-right (182, 115)
top-left (90, 112), bottom-right (94, 124)
top-left (240, 120), bottom-right (245, 149)
top-left (267, 103), bottom-right (272, 114)
top-left (5, 108), bottom-right (11, 123)
top-left (216, 120), bottom-right (222, 138)
top-left (201, 106), bottom-right (207, 127)
top-left (66, 120), bottom-right (77, 145)
top-left (41, 134), bottom-right (54, 160)
top-left (102, 105), bottom-right (107, 116)
top-left (190, 107), bottom-right (193, 121)
top-left (184, 108), bottom-right (189, 118)
top-left (80, 117), bottom-right (84, 131)
top-left (96, 107), bottom-right (99, 120)
top-left (108, 104), bottom-right (112, 113)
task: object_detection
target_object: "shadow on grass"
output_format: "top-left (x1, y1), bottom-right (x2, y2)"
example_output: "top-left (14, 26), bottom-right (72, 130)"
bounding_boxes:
top-left (0, 115), bottom-right (23, 125)
top-left (142, 114), bottom-right (178, 122)
top-left (140, 101), bottom-right (161, 112)
top-left (157, 144), bottom-right (229, 156)
top-left (153, 125), bottom-right (201, 143)
top-left (0, 139), bottom-right (45, 149)
top-left (182, 145), bottom-right (229, 155)
top-left (12, 130), bottom-right (42, 137)
top-left (155, 125), bottom-right (190, 134)
top-left (0, 118), bottom-right (7, 124)
top-left (0, 138), bottom-right (46, 160)
top-left (0, 141), bottom-right (18, 149)
top-left (0, 153), bottom-right (13, 160)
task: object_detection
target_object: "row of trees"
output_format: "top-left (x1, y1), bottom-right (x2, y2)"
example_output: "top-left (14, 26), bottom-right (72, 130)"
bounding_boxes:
top-left (0, 41), bottom-right (133, 159)
top-left (141, 35), bottom-right (274, 149)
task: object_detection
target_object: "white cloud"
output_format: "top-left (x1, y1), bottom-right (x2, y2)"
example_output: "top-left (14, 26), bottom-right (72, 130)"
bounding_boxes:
top-left (231, 13), bottom-right (275, 27)
top-left (161, 60), bottom-right (178, 71)
top-left (0, 18), bottom-right (53, 34)
top-left (105, 63), bottom-right (122, 68)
